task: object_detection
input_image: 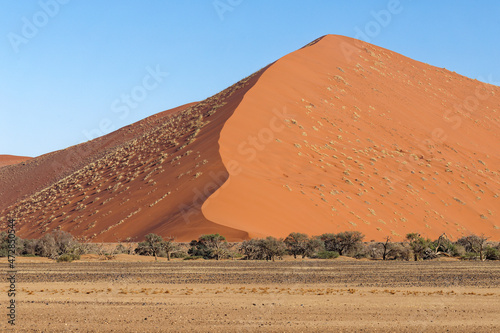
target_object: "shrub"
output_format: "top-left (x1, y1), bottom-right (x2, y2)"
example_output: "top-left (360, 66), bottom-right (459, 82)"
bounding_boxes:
top-left (170, 251), bottom-right (188, 259)
top-left (461, 252), bottom-right (479, 260)
top-left (386, 243), bottom-right (412, 261)
top-left (0, 232), bottom-right (24, 257)
top-left (183, 255), bottom-right (203, 260)
top-left (56, 253), bottom-right (80, 262)
top-left (314, 250), bottom-right (340, 259)
top-left (406, 233), bottom-right (433, 260)
top-left (485, 247), bottom-right (500, 260)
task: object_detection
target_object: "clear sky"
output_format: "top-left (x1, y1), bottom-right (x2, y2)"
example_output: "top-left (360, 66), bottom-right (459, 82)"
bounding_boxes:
top-left (1, 0), bottom-right (499, 157)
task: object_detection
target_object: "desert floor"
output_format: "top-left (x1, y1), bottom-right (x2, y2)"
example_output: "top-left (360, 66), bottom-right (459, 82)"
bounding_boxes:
top-left (1, 256), bottom-right (499, 332)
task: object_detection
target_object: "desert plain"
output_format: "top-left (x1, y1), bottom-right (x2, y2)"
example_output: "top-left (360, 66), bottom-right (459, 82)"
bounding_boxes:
top-left (1, 256), bottom-right (499, 332)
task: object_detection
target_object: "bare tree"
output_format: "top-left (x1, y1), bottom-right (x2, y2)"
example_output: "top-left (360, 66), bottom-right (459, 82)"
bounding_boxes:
top-left (381, 236), bottom-right (391, 260)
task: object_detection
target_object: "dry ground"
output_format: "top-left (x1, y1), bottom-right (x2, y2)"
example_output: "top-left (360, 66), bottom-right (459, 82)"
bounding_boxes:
top-left (1, 257), bottom-right (500, 332)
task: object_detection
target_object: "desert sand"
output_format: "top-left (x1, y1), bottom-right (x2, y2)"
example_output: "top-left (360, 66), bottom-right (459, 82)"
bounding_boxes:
top-left (1, 35), bottom-right (499, 242)
top-left (1, 258), bottom-right (499, 332)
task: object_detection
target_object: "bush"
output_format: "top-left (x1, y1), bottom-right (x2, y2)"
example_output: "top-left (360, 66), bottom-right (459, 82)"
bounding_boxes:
top-left (386, 243), bottom-right (412, 261)
top-left (183, 255), bottom-right (203, 260)
top-left (314, 250), bottom-right (340, 259)
top-left (461, 252), bottom-right (479, 260)
top-left (170, 251), bottom-right (188, 259)
top-left (56, 253), bottom-right (80, 262)
top-left (0, 232), bottom-right (24, 257)
top-left (485, 247), bottom-right (500, 260)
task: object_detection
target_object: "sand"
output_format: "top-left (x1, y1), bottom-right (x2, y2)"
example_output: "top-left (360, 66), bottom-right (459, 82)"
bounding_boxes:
top-left (1, 259), bottom-right (499, 332)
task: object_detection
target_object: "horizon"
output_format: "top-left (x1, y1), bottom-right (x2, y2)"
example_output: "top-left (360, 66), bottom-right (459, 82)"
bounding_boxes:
top-left (1, 0), bottom-right (499, 157)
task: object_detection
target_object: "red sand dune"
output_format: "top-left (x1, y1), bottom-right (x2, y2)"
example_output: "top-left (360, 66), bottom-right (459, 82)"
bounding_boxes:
top-left (0, 155), bottom-right (32, 168)
top-left (1, 35), bottom-right (499, 242)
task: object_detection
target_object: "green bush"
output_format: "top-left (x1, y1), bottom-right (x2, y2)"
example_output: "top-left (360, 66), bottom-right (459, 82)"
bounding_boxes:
top-left (314, 250), bottom-right (340, 259)
top-left (485, 247), bottom-right (500, 260)
top-left (56, 253), bottom-right (80, 262)
top-left (170, 251), bottom-right (188, 259)
top-left (461, 252), bottom-right (479, 260)
top-left (183, 255), bottom-right (203, 260)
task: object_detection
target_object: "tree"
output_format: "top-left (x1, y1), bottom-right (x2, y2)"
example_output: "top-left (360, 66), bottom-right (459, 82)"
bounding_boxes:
top-left (138, 233), bottom-right (165, 261)
top-left (261, 237), bottom-right (287, 261)
top-left (457, 234), bottom-right (489, 261)
top-left (163, 236), bottom-right (178, 261)
top-left (284, 232), bottom-right (309, 259)
top-left (406, 233), bottom-right (433, 261)
top-left (319, 231), bottom-right (364, 256)
top-left (380, 236), bottom-right (391, 260)
top-left (240, 239), bottom-right (266, 260)
top-left (304, 238), bottom-right (325, 258)
top-left (198, 234), bottom-right (228, 260)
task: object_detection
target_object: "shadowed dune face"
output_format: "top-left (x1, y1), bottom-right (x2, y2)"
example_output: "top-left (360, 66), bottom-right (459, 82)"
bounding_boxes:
top-left (203, 35), bottom-right (500, 241)
top-left (1, 35), bottom-right (499, 242)
top-left (0, 70), bottom-right (268, 242)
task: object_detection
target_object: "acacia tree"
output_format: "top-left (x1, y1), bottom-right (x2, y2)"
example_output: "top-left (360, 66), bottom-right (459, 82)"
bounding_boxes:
top-left (143, 233), bottom-right (165, 261)
top-left (198, 233), bottom-right (228, 260)
top-left (284, 232), bottom-right (309, 259)
top-left (457, 234), bottom-right (489, 261)
top-left (320, 231), bottom-right (364, 256)
top-left (163, 236), bottom-right (178, 261)
top-left (240, 239), bottom-right (266, 260)
top-left (261, 236), bottom-right (286, 261)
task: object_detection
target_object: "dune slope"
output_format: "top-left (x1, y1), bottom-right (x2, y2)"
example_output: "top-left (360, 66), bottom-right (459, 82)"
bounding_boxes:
top-left (1, 68), bottom-right (268, 241)
top-left (203, 35), bottom-right (500, 241)
top-left (0, 155), bottom-right (32, 168)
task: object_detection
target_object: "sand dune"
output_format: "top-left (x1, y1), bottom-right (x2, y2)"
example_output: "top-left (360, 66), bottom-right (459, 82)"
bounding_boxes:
top-left (204, 35), bottom-right (500, 241)
top-left (0, 155), bottom-right (31, 168)
top-left (1, 35), bottom-right (499, 242)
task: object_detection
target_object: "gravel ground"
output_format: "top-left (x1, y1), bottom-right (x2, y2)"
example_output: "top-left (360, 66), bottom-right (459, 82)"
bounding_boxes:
top-left (1, 259), bottom-right (499, 332)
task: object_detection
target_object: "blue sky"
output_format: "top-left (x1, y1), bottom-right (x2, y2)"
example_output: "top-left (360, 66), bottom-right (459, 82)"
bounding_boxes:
top-left (1, 0), bottom-right (499, 157)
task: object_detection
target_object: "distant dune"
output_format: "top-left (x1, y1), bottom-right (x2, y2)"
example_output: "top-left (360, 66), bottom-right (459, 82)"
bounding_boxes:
top-left (1, 35), bottom-right (499, 242)
top-left (0, 155), bottom-right (32, 168)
